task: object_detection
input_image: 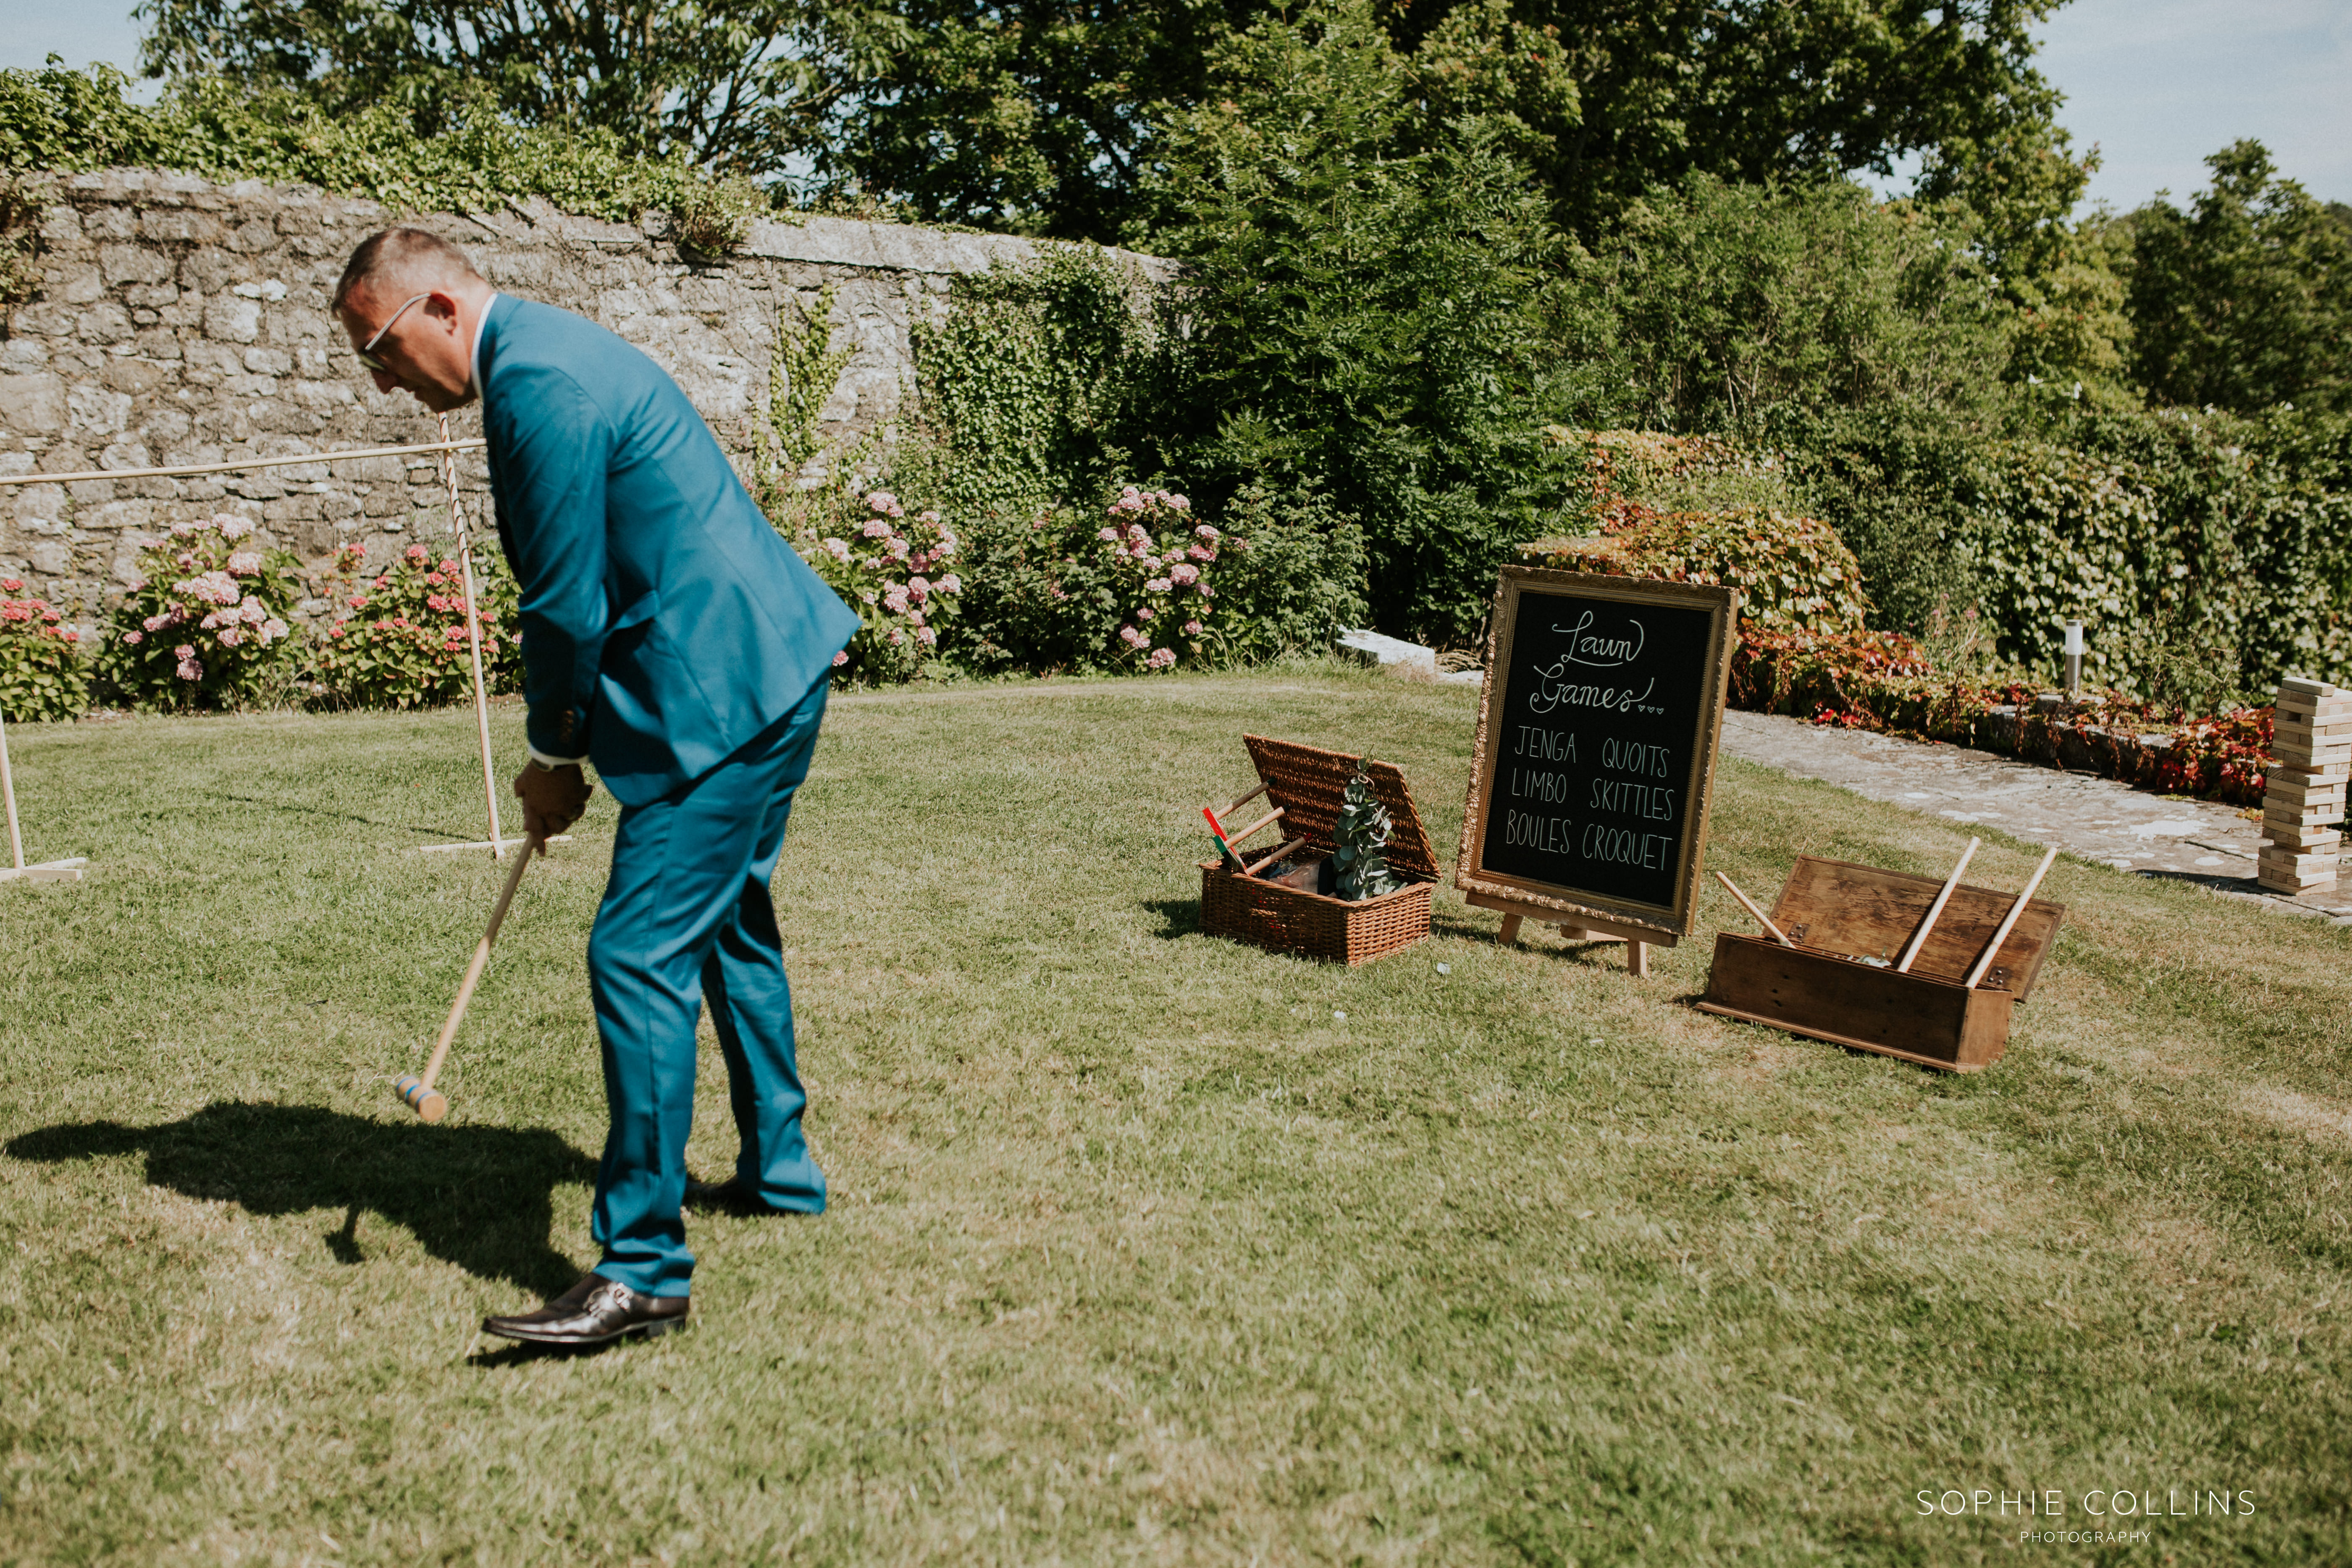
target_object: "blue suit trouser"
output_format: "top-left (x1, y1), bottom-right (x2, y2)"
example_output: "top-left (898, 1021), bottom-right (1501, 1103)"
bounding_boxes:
top-left (586, 676), bottom-right (830, 1296)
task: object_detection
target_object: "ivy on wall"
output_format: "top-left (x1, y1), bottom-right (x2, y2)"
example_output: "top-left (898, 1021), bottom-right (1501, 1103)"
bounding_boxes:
top-left (0, 63), bottom-right (769, 246)
top-left (1961, 407), bottom-right (2352, 703)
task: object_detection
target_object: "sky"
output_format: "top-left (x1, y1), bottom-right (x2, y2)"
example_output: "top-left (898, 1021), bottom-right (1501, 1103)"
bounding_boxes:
top-left (5, 0), bottom-right (2349, 210)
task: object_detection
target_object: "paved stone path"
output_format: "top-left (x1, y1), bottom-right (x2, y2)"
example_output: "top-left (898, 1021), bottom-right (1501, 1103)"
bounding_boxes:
top-left (1718, 709), bottom-right (2352, 926)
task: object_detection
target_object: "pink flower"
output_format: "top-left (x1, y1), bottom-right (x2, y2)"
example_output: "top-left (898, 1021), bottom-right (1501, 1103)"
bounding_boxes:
top-left (171, 520), bottom-right (205, 539)
top-left (885, 538), bottom-right (910, 561)
top-left (888, 627), bottom-right (905, 646)
top-left (406, 544), bottom-right (429, 563)
top-left (175, 570), bottom-right (241, 607)
top-left (832, 649), bottom-right (849, 667)
top-left (176, 659), bottom-right (201, 681)
top-left (1198, 586), bottom-right (1214, 599)
top-left (1167, 494), bottom-right (1191, 510)
top-left (882, 587), bottom-right (910, 615)
top-left (1145, 577), bottom-right (1172, 594)
top-left (217, 516), bottom-right (255, 541)
top-left (907, 575), bottom-right (930, 601)
top-left (1168, 563), bottom-right (1200, 585)
top-left (1146, 646), bottom-right (1176, 670)
top-left (916, 625), bottom-right (937, 647)
top-left (935, 574), bottom-right (961, 595)
top-left (1194, 525), bottom-right (1220, 541)
top-left (174, 644), bottom-right (195, 659)
top-left (937, 532), bottom-right (958, 556)
top-left (123, 629), bottom-right (144, 645)
top-left (907, 609), bottom-right (925, 628)
top-left (328, 624), bottom-right (346, 638)
top-left (262, 618), bottom-right (288, 641)
top-left (143, 612), bottom-right (176, 632)
top-left (174, 552), bottom-right (196, 572)
top-left (440, 559), bottom-right (458, 575)
top-left (1188, 544), bottom-right (1215, 561)
top-left (0, 602), bottom-right (26, 623)
top-left (1182, 620), bottom-right (1202, 636)
top-left (227, 551), bottom-right (263, 575)
top-left (60, 628), bottom-right (78, 643)
top-left (919, 510), bottom-right (940, 523)
top-left (217, 626), bottom-right (242, 647)
top-left (1118, 625), bottom-right (1146, 648)
top-left (240, 599), bottom-right (267, 624)
top-left (1097, 527), bottom-right (1121, 541)
top-left (861, 519), bottom-right (892, 538)
top-left (0, 577), bottom-right (18, 592)
top-left (822, 538), bottom-right (851, 562)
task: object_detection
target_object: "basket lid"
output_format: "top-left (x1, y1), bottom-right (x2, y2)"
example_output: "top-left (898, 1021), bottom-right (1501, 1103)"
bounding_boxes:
top-left (1242, 735), bottom-right (1439, 881)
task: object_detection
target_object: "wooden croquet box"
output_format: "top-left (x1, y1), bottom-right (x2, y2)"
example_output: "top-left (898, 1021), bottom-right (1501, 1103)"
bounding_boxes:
top-left (1198, 736), bottom-right (1437, 965)
top-left (1696, 855), bottom-right (2065, 1073)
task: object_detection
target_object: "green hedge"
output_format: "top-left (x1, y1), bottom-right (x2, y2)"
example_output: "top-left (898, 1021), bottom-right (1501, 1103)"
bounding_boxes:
top-left (1959, 406), bottom-right (2352, 703)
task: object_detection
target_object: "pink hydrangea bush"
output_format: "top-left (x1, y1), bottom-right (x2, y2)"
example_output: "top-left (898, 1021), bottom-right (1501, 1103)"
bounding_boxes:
top-left (0, 577), bottom-right (88, 722)
top-left (98, 515), bottom-right (302, 711)
top-left (310, 541), bottom-right (522, 710)
top-left (1096, 487), bottom-right (1237, 671)
top-left (797, 491), bottom-right (962, 684)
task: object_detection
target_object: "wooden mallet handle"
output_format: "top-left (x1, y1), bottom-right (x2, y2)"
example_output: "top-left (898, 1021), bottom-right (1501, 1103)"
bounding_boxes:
top-left (1895, 837), bottom-right (1979, 973)
top-left (1964, 845), bottom-right (2060, 990)
top-left (1712, 869), bottom-right (1795, 946)
top-left (396, 833), bottom-right (541, 1122)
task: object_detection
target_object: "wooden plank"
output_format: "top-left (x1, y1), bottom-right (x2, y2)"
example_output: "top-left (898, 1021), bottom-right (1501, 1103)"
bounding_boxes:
top-left (1762, 855), bottom-right (2063, 1000)
top-left (2264, 779), bottom-right (2347, 805)
top-left (1465, 890), bottom-right (1680, 948)
top-left (2263, 825), bottom-right (2342, 850)
top-left (1698, 934), bottom-right (2016, 1071)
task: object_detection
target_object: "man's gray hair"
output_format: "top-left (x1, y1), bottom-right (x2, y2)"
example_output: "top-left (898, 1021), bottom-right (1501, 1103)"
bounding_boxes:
top-left (333, 227), bottom-right (484, 312)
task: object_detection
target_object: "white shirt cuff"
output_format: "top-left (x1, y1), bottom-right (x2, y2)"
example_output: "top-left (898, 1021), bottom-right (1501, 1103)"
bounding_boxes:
top-left (528, 746), bottom-right (588, 770)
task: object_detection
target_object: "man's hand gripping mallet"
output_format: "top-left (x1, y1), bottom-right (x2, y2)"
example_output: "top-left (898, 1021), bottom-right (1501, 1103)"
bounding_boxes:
top-left (395, 832), bottom-right (544, 1122)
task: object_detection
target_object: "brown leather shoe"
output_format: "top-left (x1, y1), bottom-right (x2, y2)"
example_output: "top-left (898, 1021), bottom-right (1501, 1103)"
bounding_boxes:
top-left (482, 1273), bottom-right (689, 1346)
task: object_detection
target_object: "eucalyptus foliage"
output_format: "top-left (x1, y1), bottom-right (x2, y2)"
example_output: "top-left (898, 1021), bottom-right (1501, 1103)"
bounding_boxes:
top-left (1331, 762), bottom-right (1402, 901)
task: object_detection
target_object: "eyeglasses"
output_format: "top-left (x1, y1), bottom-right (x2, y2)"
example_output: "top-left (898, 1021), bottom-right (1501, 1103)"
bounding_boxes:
top-left (354, 293), bottom-right (432, 371)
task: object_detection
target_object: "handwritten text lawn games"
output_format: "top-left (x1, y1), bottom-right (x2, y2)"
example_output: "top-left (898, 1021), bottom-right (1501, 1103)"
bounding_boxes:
top-left (1479, 591), bottom-right (1718, 909)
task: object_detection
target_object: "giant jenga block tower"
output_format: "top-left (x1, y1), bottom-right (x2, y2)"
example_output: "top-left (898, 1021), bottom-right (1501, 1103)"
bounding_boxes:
top-left (2260, 677), bottom-right (2352, 896)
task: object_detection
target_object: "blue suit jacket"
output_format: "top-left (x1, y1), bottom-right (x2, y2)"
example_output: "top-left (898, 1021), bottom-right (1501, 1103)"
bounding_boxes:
top-left (478, 297), bottom-right (858, 808)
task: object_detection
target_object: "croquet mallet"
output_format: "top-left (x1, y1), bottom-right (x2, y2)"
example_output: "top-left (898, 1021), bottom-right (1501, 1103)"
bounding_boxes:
top-left (395, 833), bottom-right (543, 1122)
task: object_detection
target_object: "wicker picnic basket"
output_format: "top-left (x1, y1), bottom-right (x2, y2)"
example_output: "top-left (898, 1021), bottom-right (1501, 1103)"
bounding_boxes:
top-left (1198, 735), bottom-right (1437, 964)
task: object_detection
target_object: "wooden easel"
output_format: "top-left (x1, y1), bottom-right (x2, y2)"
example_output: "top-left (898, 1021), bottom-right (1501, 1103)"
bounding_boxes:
top-left (1468, 891), bottom-right (1662, 976)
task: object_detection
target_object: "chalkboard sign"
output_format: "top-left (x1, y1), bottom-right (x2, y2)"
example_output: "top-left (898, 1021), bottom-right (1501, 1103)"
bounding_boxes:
top-left (1455, 567), bottom-right (1738, 941)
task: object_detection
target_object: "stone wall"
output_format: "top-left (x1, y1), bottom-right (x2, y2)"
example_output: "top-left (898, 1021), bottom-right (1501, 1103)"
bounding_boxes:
top-left (0, 168), bottom-right (1172, 629)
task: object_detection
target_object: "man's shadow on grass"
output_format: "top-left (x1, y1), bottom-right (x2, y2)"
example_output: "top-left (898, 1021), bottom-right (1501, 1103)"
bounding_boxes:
top-left (6, 1102), bottom-right (597, 1296)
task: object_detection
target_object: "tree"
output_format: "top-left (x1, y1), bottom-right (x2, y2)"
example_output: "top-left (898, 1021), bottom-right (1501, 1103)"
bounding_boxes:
top-left (2124, 141), bottom-right (2352, 415)
top-left (1131, 0), bottom-right (1572, 643)
top-left (132, 0), bottom-right (908, 180)
top-left (827, 0), bottom-right (1257, 240)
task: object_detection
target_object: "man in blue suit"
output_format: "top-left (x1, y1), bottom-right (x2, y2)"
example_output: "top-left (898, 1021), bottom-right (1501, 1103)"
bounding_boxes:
top-left (334, 228), bottom-right (859, 1345)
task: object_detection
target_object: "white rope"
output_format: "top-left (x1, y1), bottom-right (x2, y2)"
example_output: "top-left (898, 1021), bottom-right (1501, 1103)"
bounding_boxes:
top-left (0, 439), bottom-right (488, 488)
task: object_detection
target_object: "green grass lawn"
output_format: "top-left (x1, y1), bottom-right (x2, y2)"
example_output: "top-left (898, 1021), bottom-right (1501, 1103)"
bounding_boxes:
top-left (1, 668), bottom-right (2347, 1565)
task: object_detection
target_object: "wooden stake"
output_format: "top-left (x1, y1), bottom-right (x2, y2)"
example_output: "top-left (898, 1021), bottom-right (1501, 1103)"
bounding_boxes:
top-left (1894, 837), bottom-right (1979, 973)
top-left (1712, 869), bottom-right (1795, 946)
top-left (396, 833), bottom-right (541, 1122)
top-left (1964, 846), bottom-right (2061, 990)
top-left (439, 414), bottom-right (505, 861)
top-left (0, 708), bottom-right (21, 871)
